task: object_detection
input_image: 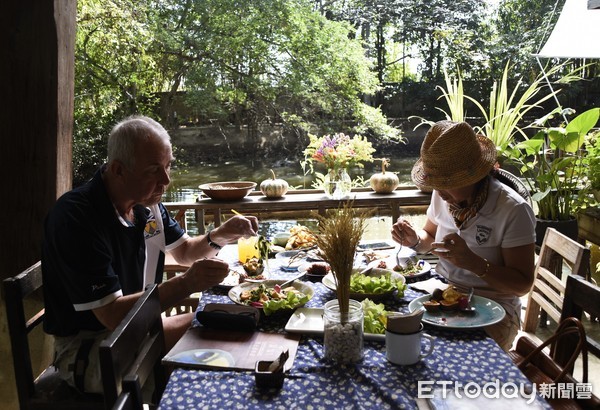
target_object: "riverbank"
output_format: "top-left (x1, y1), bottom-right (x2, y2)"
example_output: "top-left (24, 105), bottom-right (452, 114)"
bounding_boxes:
top-left (168, 120), bottom-right (428, 164)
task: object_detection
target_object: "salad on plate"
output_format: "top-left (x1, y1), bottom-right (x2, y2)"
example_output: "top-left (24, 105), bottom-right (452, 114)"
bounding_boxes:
top-left (231, 281), bottom-right (313, 315)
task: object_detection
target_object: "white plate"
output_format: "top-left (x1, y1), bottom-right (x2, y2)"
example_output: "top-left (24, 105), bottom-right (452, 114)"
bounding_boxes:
top-left (367, 258), bottom-right (431, 280)
top-left (408, 294), bottom-right (506, 329)
top-left (228, 279), bottom-right (314, 310)
top-left (215, 270), bottom-right (241, 288)
top-left (285, 308), bottom-right (384, 341)
top-left (321, 268), bottom-right (406, 301)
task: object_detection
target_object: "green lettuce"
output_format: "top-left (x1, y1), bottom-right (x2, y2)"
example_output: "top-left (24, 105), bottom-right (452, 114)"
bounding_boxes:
top-left (350, 272), bottom-right (405, 296)
top-left (263, 291), bottom-right (310, 316)
top-left (361, 299), bottom-right (388, 334)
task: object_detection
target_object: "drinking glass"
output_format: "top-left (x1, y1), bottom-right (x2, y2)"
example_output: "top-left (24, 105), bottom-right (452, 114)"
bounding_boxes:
top-left (238, 236), bottom-right (260, 263)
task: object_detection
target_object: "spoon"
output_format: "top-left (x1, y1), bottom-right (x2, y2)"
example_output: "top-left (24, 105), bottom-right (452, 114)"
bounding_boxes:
top-left (459, 287), bottom-right (476, 313)
top-left (395, 233), bottom-right (406, 268)
top-left (279, 272), bottom-right (305, 288)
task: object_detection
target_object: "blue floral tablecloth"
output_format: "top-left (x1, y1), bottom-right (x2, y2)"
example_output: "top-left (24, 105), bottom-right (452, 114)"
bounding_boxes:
top-left (159, 249), bottom-right (550, 409)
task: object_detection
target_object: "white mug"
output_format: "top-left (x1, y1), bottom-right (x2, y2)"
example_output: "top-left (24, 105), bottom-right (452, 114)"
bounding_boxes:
top-left (385, 323), bottom-right (434, 365)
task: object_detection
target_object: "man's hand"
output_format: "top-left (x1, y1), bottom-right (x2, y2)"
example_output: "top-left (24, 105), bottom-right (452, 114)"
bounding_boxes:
top-left (212, 215), bottom-right (259, 244)
top-left (182, 257), bottom-right (230, 291)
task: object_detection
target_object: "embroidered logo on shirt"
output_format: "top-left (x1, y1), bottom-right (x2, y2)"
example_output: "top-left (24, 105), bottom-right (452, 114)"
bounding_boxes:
top-left (92, 283), bottom-right (106, 292)
top-left (475, 225), bottom-right (492, 245)
top-left (144, 211), bottom-right (161, 240)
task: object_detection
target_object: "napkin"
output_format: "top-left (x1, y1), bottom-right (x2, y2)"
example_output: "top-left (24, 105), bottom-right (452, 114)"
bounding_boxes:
top-left (386, 309), bottom-right (424, 334)
top-left (409, 278), bottom-right (448, 294)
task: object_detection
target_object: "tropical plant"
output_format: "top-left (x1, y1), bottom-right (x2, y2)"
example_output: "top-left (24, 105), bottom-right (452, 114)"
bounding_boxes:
top-left (467, 62), bottom-right (566, 158)
top-left (505, 107), bottom-right (600, 221)
top-left (435, 68), bottom-right (466, 122)
top-left (580, 129), bottom-right (600, 205)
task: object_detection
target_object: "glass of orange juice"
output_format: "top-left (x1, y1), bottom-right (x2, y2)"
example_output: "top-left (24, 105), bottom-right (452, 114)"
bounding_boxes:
top-left (238, 236), bottom-right (260, 263)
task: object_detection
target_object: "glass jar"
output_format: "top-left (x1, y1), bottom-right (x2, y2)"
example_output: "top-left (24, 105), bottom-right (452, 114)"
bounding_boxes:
top-left (323, 299), bottom-right (364, 363)
top-left (323, 168), bottom-right (352, 200)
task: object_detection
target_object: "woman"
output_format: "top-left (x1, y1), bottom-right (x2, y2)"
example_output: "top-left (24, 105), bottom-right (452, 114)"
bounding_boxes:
top-left (392, 120), bottom-right (536, 350)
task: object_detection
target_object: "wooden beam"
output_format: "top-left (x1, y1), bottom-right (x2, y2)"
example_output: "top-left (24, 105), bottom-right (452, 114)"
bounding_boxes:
top-left (0, 0), bottom-right (75, 279)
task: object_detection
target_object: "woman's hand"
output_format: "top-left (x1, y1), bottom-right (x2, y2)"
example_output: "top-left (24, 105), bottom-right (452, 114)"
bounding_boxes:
top-left (430, 232), bottom-right (473, 266)
top-left (391, 218), bottom-right (419, 248)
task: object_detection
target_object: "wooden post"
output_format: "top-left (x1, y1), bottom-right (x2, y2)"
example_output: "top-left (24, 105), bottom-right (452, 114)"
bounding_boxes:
top-left (0, 2), bottom-right (76, 409)
top-left (0, 0), bottom-right (75, 279)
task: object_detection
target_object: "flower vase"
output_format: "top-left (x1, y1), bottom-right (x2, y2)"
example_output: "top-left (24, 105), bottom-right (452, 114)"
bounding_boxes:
top-left (324, 168), bottom-right (351, 199)
top-left (323, 299), bottom-right (364, 363)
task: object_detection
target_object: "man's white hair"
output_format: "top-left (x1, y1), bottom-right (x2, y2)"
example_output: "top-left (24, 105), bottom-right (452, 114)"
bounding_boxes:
top-left (107, 116), bottom-right (170, 169)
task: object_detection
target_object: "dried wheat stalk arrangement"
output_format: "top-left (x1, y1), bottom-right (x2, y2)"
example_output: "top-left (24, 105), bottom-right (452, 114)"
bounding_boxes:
top-left (314, 201), bottom-right (370, 315)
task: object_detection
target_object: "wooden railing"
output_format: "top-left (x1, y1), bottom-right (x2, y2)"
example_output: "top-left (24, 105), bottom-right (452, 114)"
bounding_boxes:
top-left (164, 186), bottom-right (431, 234)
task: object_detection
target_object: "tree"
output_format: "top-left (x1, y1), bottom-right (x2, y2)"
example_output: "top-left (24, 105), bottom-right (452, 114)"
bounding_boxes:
top-left (151, 0), bottom-right (400, 144)
top-left (74, 0), bottom-right (161, 184)
top-left (491, 0), bottom-right (565, 80)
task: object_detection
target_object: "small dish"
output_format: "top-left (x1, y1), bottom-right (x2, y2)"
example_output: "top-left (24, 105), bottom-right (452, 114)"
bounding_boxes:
top-left (275, 250), bottom-right (305, 271)
top-left (298, 262), bottom-right (330, 282)
top-left (284, 308), bottom-right (385, 341)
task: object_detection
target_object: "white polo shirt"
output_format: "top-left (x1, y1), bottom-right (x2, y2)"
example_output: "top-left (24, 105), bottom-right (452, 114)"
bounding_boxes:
top-left (428, 177), bottom-right (536, 319)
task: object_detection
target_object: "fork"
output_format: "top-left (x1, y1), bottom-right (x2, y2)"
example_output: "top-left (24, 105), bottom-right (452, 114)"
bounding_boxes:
top-left (395, 232), bottom-right (404, 268)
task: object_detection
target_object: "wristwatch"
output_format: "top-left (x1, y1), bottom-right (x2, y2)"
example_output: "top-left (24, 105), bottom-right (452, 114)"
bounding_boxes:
top-left (206, 231), bottom-right (222, 250)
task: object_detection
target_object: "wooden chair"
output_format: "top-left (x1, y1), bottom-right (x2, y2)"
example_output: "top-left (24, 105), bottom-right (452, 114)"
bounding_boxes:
top-left (3, 262), bottom-right (104, 410)
top-left (163, 252), bottom-right (198, 316)
top-left (522, 228), bottom-right (591, 333)
top-left (494, 168), bottom-right (533, 207)
top-left (110, 375), bottom-right (143, 410)
top-left (99, 284), bottom-right (167, 409)
top-left (510, 317), bottom-right (600, 409)
top-left (163, 209), bottom-right (199, 316)
top-left (559, 274), bottom-right (600, 360)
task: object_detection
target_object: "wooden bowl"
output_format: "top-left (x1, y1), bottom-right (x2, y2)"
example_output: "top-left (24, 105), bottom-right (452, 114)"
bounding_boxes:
top-left (199, 181), bottom-right (256, 201)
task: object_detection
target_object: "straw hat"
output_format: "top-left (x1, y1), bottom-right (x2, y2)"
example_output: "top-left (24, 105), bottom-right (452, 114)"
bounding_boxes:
top-left (411, 120), bottom-right (497, 190)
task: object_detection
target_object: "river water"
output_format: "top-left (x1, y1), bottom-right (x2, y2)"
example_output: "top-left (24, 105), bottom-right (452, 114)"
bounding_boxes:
top-left (163, 156), bottom-right (425, 238)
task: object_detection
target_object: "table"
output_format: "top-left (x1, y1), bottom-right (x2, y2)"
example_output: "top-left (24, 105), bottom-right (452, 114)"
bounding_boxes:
top-left (158, 246), bottom-right (551, 410)
top-left (165, 187), bottom-right (431, 233)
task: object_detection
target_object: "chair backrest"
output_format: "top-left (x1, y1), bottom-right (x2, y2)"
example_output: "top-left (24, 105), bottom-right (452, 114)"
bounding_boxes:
top-left (3, 262), bottom-right (44, 408)
top-left (522, 228), bottom-right (591, 333)
top-left (560, 274), bottom-right (600, 358)
top-left (99, 284), bottom-right (166, 409)
top-left (494, 168), bottom-right (533, 207)
top-left (3, 262), bottom-right (104, 410)
top-left (110, 374), bottom-right (143, 410)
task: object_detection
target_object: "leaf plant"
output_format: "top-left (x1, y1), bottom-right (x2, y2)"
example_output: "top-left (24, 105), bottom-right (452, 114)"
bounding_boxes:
top-left (506, 107), bottom-right (600, 221)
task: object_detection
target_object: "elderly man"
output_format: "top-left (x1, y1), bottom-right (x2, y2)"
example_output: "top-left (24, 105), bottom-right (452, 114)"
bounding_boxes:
top-left (42, 115), bottom-right (258, 393)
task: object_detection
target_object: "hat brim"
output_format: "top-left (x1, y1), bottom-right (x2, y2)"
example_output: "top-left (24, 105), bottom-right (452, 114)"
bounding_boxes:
top-left (411, 135), bottom-right (497, 190)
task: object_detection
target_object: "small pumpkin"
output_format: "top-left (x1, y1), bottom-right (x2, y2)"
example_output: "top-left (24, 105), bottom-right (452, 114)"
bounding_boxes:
top-left (260, 169), bottom-right (289, 198)
top-left (370, 159), bottom-right (399, 193)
